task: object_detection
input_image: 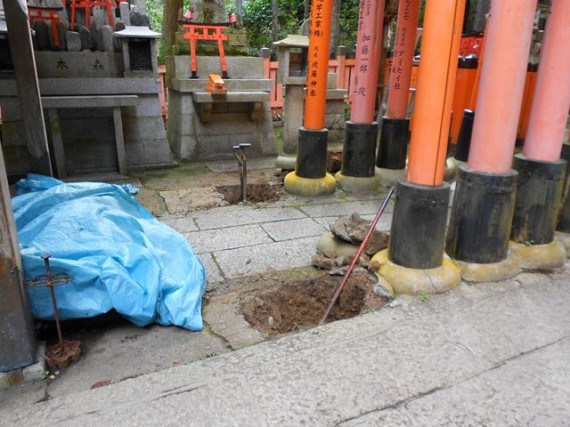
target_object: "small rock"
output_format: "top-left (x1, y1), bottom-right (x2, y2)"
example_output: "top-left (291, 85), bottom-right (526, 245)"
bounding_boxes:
top-left (330, 216), bottom-right (353, 243)
top-left (268, 316), bottom-right (275, 328)
top-left (312, 254), bottom-right (337, 270)
top-left (67, 31), bottom-right (81, 51)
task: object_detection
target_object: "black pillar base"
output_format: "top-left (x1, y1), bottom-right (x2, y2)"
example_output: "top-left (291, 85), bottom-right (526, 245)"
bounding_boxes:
top-left (557, 143), bottom-right (570, 233)
top-left (340, 121), bottom-right (378, 178)
top-left (296, 127), bottom-right (328, 179)
top-left (511, 154), bottom-right (567, 244)
top-left (389, 180), bottom-right (450, 269)
top-left (446, 166), bottom-right (518, 263)
top-left (454, 109), bottom-right (475, 162)
top-left (376, 117), bottom-right (409, 170)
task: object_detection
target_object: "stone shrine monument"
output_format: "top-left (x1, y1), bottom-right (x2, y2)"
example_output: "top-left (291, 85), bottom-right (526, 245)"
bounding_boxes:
top-left (0, 0), bottom-right (174, 179)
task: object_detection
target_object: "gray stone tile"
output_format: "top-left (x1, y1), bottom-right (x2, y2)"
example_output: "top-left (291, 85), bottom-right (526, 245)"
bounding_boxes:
top-left (339, 407), bottom-right (419, 426)
top-left (261, 218), bottom-right (326, 241)
top-left (299, 199), bottom-right (394, 218)
top-left (160, 216), bottom-right (198, 233)
top-left (194, 206), bottom-right (306, 230)
top-left (184, 224), bottom-right (273, 254)
top-left (198, 253), bottom-right (224, 285)
top-left (213, 236), bottom-right (318, 277)
top-left (406, 338), bottom-right (570, 427)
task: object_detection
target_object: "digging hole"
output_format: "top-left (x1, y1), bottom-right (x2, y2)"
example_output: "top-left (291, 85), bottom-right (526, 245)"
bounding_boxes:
top-left (217, 183), bottom-right (283, 204)
top-left (240, 272), bottom-right (388, 337)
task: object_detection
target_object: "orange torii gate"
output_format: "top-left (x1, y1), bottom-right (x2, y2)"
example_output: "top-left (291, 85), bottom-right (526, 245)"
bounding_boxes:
top-left (182, 22), bottom-right (230, 79)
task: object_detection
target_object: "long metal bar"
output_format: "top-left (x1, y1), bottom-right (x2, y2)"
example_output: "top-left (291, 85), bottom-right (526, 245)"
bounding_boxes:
top-left (319, 186), bottom-right (395, 326)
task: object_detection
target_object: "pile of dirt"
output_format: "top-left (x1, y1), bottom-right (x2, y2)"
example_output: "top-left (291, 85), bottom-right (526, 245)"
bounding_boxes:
top-left (240, 271), bottom-right (389, 337)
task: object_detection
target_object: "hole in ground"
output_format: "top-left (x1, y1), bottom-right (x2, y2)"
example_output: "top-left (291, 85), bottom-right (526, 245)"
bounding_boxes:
top-left (217, 183), bottom-right (283, 204)
top-left (240, 271), bottom-right (388, 337)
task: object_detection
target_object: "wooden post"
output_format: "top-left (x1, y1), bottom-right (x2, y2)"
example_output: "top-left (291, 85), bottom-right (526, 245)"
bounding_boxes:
top-left (385, 0), bottom-right (420, 120)
top-left (406, 0), bottom-right (466, 185)
top-left (467, 0), bottom-right (538, 173)
top-left (523, 0), bottom-right (570, 162)
top-left (0, 143), bottom-right (37, 371)
top-left (303, 0), bottom-right (334, 130)
top-left (4, 0), bottom-right (53, 176)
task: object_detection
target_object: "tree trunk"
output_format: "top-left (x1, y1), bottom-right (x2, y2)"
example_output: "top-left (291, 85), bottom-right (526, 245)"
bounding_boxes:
top-left (272, 0), bottom-right (279, 41)
top-left (163, 0), bottom-right (184, 58)
top-left (304, 0), bottom-right (310, 21)
top-left (329, 0), bottom-right (341, 58)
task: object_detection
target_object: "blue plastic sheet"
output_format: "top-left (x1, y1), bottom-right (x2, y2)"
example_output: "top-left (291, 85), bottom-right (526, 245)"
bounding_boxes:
top-left (13, 174), bottom-right (206, 331)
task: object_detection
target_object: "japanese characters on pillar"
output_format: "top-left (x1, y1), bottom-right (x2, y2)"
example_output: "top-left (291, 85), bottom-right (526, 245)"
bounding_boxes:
top-left (386, 0), bottom-right (420, 120)
top-left (350, 0), bottom-right (384, 124)
top-left (304, 0), bottom-right (333, 130)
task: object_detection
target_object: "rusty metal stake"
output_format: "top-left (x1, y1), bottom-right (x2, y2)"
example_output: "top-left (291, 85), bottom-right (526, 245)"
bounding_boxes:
top-left (232, 143), bottom-right (251, 203)
top-left (42, 254), bottom-right (65, 352)
top-left (319, 187), bottom-right (395, 326)
top-left (26, 254), bottom-right (81, 369)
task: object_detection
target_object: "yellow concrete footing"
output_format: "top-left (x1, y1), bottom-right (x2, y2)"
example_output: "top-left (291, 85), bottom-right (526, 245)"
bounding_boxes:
top-left (375, 167), bottom-right (406, 187)
top-left (555, 231), bottom-right (570, 257)
top-left (335, 172), bottom-right (380, 192)
top-left (511, 240), bottom-right (567, 270)
top-left (452, 243), bottom-right (522, 283)
top-left (370, 249), bottom-right (461, 295)
top-left (284, 172), bottom-right (336, 196)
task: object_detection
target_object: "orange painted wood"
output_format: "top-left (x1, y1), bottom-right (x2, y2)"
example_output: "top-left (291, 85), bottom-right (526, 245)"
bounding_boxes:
top-left (386, 0), bottom-right (420, 120)
top-left (523, 0), bottom-right (570, 162)
top-left (407, 0), bottom-right (466, 186)
top-left (304, 0), bottom-right (334, 130)
top-left (467, 0), bottom-right (538, 173)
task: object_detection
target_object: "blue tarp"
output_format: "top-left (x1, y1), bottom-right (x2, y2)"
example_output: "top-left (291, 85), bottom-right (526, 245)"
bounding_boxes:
top-left (12, 174), bottom-right (206, 331)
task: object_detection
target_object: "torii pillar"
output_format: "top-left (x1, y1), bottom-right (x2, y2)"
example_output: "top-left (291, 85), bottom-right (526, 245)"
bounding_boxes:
top-left (446, 0), bottom-right (538, 281)
top-left (510, 0), bottom-right (570, 268)
top-left (375, 0), bottom-right (420, 185)
top-left (284, 0), bottom-right (336, 196)
top-left (371, 0), bottom-right (465, 295)
top-left (335, 0), bottom-right (384, 192)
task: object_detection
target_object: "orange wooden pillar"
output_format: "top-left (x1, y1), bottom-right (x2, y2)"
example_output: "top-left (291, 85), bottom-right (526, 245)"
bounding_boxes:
top-left (336, 0), bottom-right (385, 192)
top-left (386, 0), bottom-right (466, 276)
top-left (510, 0), bottom-right (570, 254)
top-left (446, 0), bottom-right (538, 274)
top-left (284, 0), bottom-right (336, 196)
top-left (376, 0), bottom-right (420, 175)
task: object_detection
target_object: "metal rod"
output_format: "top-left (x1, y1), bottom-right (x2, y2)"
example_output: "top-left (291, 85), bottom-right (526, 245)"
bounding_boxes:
top-left (42, 254), bottom-right (65, 352)
top-left (319, 187), bottom-right (395, 326)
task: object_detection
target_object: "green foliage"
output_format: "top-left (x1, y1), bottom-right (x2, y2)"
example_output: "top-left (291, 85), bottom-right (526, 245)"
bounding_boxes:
top-left (339, 0), bottom-right (359, 57)
top-left (146, 0), bottom-right (165, 63)
top-left (242, 0), bottom-right (273, 52)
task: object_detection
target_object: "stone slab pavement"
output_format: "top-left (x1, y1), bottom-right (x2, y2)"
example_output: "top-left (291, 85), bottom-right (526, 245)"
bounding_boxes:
top-left (2, 264), bottom-right (569, 426)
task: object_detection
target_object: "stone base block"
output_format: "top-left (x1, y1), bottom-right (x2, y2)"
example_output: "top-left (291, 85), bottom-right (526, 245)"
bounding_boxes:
top-left (371, 249), bottom-right (461, 295)
top-left (511, 240), bottom-right (567, 270)
top-left (275, 155), bottom-right (296, 170)
top-left (335, 172), bottom-right (379, 193)
top-left (0, 342), bottom-right (46, 388)
top-left (316, 232), bottom-right (358, 258)
top-left (284, 172), bottom-right (336, 197)
top-left (453, 243), bottom-right (522, 283)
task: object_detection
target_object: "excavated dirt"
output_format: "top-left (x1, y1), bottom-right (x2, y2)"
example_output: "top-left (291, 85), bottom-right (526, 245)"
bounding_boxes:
top-left (239, 271), bottom-right (389, 337)
top-left (216, 183), bottom-right (284, 205)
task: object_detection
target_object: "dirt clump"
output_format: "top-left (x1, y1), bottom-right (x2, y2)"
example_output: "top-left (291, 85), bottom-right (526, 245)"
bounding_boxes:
top-left (240, 271), bottom-right (389, 337)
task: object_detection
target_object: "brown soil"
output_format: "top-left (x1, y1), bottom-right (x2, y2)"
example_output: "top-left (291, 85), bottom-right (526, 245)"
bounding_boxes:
top-left (216, 183), bottom-right (284, 205)
top-left (239, 271), bottom-right (388, 337)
